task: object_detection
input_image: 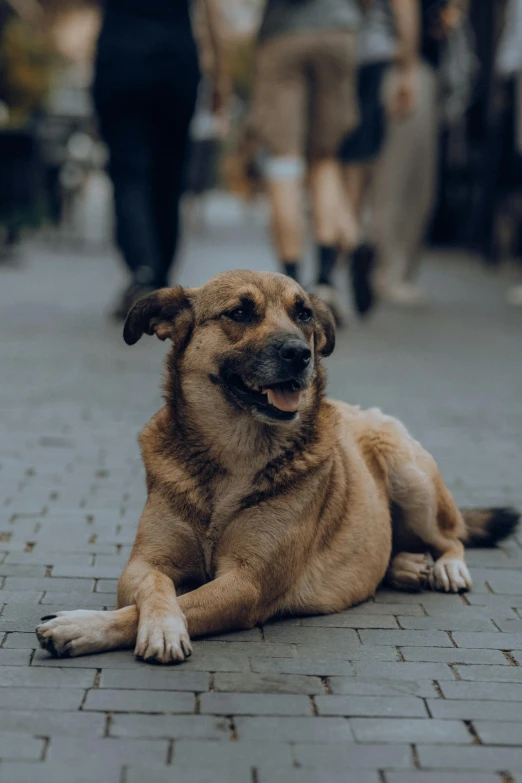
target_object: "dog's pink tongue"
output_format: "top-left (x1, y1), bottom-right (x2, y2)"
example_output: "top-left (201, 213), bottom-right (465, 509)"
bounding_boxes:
top-left (265, 386), bottom-right (301, 412)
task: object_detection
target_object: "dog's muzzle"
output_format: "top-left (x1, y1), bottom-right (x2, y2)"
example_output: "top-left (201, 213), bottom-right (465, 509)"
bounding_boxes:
top-left (219, 335), bottom-right (313, 421)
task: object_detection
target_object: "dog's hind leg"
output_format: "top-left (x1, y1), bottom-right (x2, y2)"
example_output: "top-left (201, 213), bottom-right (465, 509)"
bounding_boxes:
top-left (385, 552), bottom-right (430, 591)
top-left (389, 454), bottom-right (472, 593)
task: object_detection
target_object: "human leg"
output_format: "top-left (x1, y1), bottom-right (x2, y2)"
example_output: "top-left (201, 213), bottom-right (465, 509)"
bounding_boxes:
top-left (94, 94), bottom-right (162, 288)
top-left (151, 78), bottom-right (199, 286)
top-left (249, 36), bottom-right (308, 281)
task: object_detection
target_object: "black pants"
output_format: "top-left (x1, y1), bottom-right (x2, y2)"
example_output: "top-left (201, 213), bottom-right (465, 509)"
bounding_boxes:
top-left (94, 73), bottom-right (199, 287)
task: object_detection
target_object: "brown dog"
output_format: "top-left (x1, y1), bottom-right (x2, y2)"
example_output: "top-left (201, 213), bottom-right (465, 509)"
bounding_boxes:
top-left (36, 271), bottom-right (519, 663)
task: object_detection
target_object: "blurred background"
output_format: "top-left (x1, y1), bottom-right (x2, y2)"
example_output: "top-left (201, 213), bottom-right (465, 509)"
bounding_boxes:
top-left (0, 0), bottom-right (521, 277)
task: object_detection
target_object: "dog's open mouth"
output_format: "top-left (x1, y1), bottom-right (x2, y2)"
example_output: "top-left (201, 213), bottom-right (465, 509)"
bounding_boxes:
top-left (225, 373), bottom-right (303, 419)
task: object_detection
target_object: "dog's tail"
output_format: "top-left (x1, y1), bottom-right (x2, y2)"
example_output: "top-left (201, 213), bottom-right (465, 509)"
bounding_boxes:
top-left (461, 507), bottom-right (520, 547)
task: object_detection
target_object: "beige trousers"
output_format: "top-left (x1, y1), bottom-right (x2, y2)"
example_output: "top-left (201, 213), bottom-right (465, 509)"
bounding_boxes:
top-left (371, 61), bottom-right (439, 288)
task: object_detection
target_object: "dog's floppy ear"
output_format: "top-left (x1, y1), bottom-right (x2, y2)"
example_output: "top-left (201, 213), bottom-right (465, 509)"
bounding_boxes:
top-left (123, 286), bottom-right (194, 346)
top-left (310, 294), bottom-right (336, 358)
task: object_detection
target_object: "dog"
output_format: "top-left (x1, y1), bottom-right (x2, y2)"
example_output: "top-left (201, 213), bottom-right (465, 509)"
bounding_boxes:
top-left (36, 270), bottom-right (519, 663)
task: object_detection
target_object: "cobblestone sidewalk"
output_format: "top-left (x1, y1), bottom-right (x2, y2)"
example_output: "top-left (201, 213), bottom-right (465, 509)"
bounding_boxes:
top-left (1, 220), bottom-right (522, 783)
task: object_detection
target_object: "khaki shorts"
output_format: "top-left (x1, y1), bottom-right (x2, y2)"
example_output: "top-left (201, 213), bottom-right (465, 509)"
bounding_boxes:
top-left (249, 30), bottom-right (358, 160)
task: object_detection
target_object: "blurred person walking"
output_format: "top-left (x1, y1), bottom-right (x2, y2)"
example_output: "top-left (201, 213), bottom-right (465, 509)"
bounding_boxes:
top-left (371, 0), bottom-right (474, 306)
top-left (247, 0), bottom-right (362, 323)
top-left (339, 0), bottom-right (418, 316)
top-left (492, 0), bottom-right (522, 307)
top-left (92, 0), bottom-right (228, 319)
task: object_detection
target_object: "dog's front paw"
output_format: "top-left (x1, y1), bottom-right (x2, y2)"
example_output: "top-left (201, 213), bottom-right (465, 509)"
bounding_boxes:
top-left (36, 609), bottom-right (111, 657)
top-left (429, 558), bottom-right (472, 593)
top-left (135, 616), bottom-right (192, 664)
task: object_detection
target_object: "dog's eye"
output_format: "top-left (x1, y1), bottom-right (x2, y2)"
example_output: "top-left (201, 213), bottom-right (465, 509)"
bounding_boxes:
top-left (226, 307), bottom-right (250, 322)
top-left (296, 307), bottom-right (313, 324)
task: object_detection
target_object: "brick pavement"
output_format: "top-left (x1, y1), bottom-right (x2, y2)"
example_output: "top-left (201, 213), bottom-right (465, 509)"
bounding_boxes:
top-left (1, 210), bottom-right (522, 782)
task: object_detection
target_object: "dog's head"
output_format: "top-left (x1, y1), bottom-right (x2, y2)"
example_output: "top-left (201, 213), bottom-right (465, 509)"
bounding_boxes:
top-left (123, 271), bottom-right (335, 425)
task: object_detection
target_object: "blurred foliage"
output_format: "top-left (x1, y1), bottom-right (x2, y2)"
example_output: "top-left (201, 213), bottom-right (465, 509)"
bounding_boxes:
top-left (0, 16), bottom-right (59, 126)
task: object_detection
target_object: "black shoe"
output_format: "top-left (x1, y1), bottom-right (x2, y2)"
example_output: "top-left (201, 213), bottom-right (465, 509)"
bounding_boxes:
top-left (110, 283), bottom-right (156, 321)
top-left (350, 244), bottom-right (376, 317)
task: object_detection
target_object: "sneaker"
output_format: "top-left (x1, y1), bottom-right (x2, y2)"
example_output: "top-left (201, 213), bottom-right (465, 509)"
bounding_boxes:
top-left (506, 285), bottom-right (522, 307)
top-left (382, 282), bottom-right (428, 306)
top-left (350, 244), bottom-right (376, 316)
top-left (312, 284), bottom-right (346, 328)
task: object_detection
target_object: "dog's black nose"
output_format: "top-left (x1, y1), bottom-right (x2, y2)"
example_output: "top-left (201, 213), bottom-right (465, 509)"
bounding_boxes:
top-left (279, 339), bottom-right (312, 370)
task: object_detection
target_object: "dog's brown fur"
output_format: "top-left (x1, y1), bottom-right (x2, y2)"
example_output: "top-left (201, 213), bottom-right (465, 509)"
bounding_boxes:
top-left (36, 271), bottom-right (519, 662)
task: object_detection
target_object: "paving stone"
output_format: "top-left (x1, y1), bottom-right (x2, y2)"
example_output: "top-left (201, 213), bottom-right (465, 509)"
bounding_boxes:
top-left (375, 591), bottom-right (464, 609)
top-left (300, 614), bottom-right (398, 628)
top-left (94, 579), bottom-right (118, 592)
top-left (0, 761), bottom-right (122, 783)
top-left (251, 658), bottom-right (355, 676)
top-left (46, 737), bottom-right (169, 765)
top-left (257, 770), bottom-right (380, 783)
top-left (293, 742), bottom-right (412, 769)
top-left (262, 625), bottom-right (360, 646)
top-left (480, 571), bottom-right (522, 595)
top-left (316, 695), bottom-right (427, 717)
top-left (400, 647), bottom-right (509, 665)
top-left (440, 680), bottom-right (522, 700)
top-left (473, 720), bottom-right (522, 746)
top-left (172, 739), bottom-right (293, 771)
top-left (294, 645), bottom-right (399, 662)
top-left (385, 774), bottom-right (501, 783)
top-left (51, 564), bottom-right (123, 578)
top-left (466, 594), bottom-right (522, 610)
top-left (353, 661), bottom-right (454, 681)
top-left (350, 717), bottom-right (472, 744)
top-left (235, 716), bottom-right (353, 744)
top-left (213, 672), bottom-right (324, 695)
top-left (492, 618), bottom-right (522, 632)
top-left (2, 577), bottom-right (95, 592)
top-left (203, 628), bottom-right (263, 642)
top-left (455, 663), bottom-right (522, 681)
top-left (0, 666), bottom-right (94, 687)
top-left (427, 699), bottom-right (522, 720)
top-left (0, 591), bottom-right (43, 604)
top-left (359, 630), bottom-right (452, 647)
top-left (452, 632), bottom-right (522, 649)
top-left (0, 710), bottom-right (105, 737)
top-left (417, 744), bottom-right (522, 770)
top-left (32, 648), bottom-right (242, 671)
top-left (328, 678), bottom-right (438, 698)
top-left (346, 602), bottom-right (425, 616)
top-left (397, 616), bottom-right (497, 631)
top-left (110, 714), bottom-right (230, 739)
top-left (83, 689), bottom-right (195, 713)
top-left (0, 566), bottom-right (48, 578)
top-left (100, 669), bottom-right (209, 691)
top-left (4, 552), bottom-right (91, 567)
top-left (126, 764), bottom-right (251, 783)
top-left (0, 687), bottom-right (85, 710)
top-left (0, 733), bottom-right (45, 760)
top-left (2, 633), bottom-right (37, 648)
top-left (192, 640), bottom-right (297, 659)
top-left (200, 693), bottom-right (312, 716)
top-left (0, 649), bottom-right (32, 666)
top-left (40, 591), bottom-right (110, 607)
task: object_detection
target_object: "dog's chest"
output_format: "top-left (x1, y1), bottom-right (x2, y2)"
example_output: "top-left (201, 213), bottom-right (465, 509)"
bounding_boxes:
top-left (199, 472), bottom-right (256, 576)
